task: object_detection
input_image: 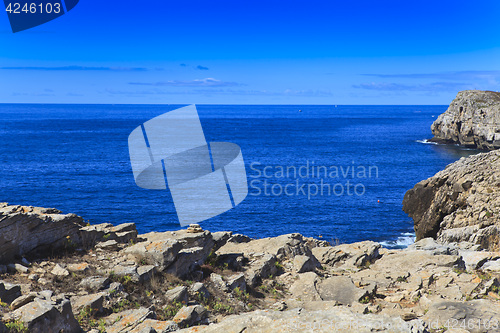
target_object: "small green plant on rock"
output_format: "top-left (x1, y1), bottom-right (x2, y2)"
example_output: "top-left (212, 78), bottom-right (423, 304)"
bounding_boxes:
top-left (122, 275), bottom-right (133, 284)
top-left (359, 295), bottom-right (371, 304)
top-left (0, 298), bottom-right (9, 308)
top-left (98, 319), bottom-right (106, 333)
top-left (491, 285), bottom-right (500, 294)
top-left (233, 287), bottom-right (250, 302)
top-left (158, 301), bottom-right (183, 320)
top-left (112, 299), bottom-right (131, 313)
top-left (5, 319), bottom-right (28, 333)
top-left (396, 276), bottom-right (408, 283)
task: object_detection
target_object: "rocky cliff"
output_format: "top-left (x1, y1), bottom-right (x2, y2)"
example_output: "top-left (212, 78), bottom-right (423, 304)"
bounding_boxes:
top-left (431, 90), bottom-right (500, 149)
top-left (0, 203), bottom-right (85, 263)
top-left (403, 150), bottom-right (500, 251)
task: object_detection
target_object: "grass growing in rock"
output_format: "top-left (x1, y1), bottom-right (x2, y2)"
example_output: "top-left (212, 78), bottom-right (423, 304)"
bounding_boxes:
top-left (4, 319), bottom-right (28, 333)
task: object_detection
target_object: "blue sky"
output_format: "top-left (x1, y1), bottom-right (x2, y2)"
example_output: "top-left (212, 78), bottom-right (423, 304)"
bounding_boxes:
top-left (1, 0), bottom-right (500, 104)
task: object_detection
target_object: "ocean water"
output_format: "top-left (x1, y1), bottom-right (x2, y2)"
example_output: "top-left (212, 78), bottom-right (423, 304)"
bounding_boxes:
top-left (0, 104), bottom-right (479, 248)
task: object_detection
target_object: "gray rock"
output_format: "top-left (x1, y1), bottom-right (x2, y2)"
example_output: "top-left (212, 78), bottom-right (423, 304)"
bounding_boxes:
top-left (37, 290), bottom-right (53, 300)
top-left (211, 231), bottom-right (232, 249)
top-left (7, 263), bottom-right (29, 274)
top-left (227, 234), bottom-right (252, 243)
top-left (217, 233), bottom-right (328, 287)
top-left (106, 282), bottom-right (124, 295)
top-left (137, 265), bottom-right (156, 283)
top-left (130, 319), bottom-right (179, 333)
top-left (10, 292), bottom-right (37, 310)
top-left (218, 233), bottom-right (325, 259)
top-left (407, 238), bottom-right (458, 255)
top-left (293, 255), bottom-right (316, 273)
top-left (423, 300), bottom-right (500, 333)
top-left (11, 296), bottom-right (80, 333)
top-left (80, 222), bottom-right (138, 248)
top-left (106, 307), bottom-right (155, 333)
top-left (478, 277), bottom-right (499, 296)
top-left (209, 273), bottom-right (228, 292)
top-left (165, 286), bottom-right (189, 304)
top-left (0, 280), bottom-right (21, 304)
top-left (165, 246), bottom-right (211, 278)
top-left (431, 90), bottom-right (500, 149)
top-left (403, 148), bottom-right (500, 250)
top-left (122, 230), bottom-right (214, 276)
top-left (173, 305), bottom-right (208, 328)
top-left (109, 265), bottom-right (140, 282)
top-left (51, 264), bottom-right (69, 277)
top-left (244, 253), bottom-right (278, 287)
top-left (317, 276), bottom-right (368, 305)
top-left (270, 300), bottom-right (287, 311)
top-left (67, 262), bottom-right (91, 273)
top-left (459, 250), bottom-right (500, 270)
top-left (483, 259), bottom-right (500, 272)
top-left (0, 265), bottom-right (6, 274)
top-left (175, 306), bottom-right (428, 332)
top-left (312, 241), bottom-right (381, 268)
top-left (290, 272), bottom-right (322, 301)
top-left (71, 292), bottom-right (105, 314)
top-left (80, 276), bottom-right (110, 291)
top-left (190, 282), bottom-right (210, 300)
top-left (0, 204), bottom-right (85, 263)
top-left (96, 239), bottom-right (120, 251)
top-left (227, 273), bottom-right (247, 292)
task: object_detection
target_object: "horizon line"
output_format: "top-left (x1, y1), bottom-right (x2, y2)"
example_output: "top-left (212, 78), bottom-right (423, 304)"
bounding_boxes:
top-left (0, 103), bottom-right (449, 106)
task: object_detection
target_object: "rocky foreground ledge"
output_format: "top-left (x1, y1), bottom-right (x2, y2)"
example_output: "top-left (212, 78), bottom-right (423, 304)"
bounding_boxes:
top-left (430, 90), bottom-right (500, 149)
top-left (1, 204), bottom-right (500, 332)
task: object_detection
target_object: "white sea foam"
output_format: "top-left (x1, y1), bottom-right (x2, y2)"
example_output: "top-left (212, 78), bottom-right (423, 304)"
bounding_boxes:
top-left (380, 232), bottom-right (416, 249)
top-left (416, 139), bottom-right (438, 145)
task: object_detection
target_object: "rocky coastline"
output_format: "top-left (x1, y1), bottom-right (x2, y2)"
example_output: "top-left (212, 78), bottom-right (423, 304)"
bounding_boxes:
top-left (0, 201), bottom-right (500, 333)
top-left (430, 90), bottom-right (500, 149)
top-left (2, 90), bottom-right (500, 332)
top-left (403, 150), bottom-right (500, 252)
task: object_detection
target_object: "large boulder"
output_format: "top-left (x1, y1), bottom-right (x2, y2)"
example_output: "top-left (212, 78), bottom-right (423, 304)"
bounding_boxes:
top-left (10, 296), bottom-right (80, 333)
top-left (0, 280), bottom-right (21, 304)
top-left (106, 307), bottom-right (156, 333)
top-left (216, 233), bottom-right (326, 286)
top-left (430, 90), bottom-right (500, 149)
top-left (312, 241), bottom-right (381, 268)
top-left (403, 150), bottom-right (500, 250)
top-left (0, 203), bottom-right (85, 263)
top-left (122, 229), bottom-right (215, 277)
top-left (80, 222), bottom-right (138, 248)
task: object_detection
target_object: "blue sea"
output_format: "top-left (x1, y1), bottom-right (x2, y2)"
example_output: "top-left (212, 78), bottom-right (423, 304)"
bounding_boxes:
top-left (0, 104), bottom-right (478, 248)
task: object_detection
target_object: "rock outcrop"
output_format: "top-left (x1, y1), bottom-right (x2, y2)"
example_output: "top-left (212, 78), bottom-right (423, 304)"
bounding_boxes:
top-left (403, 150), bottom-right (500, 250)
top-left (430, 90), bottom-right (500, 149)
top-left (0, 203), bottom-right (85, 263)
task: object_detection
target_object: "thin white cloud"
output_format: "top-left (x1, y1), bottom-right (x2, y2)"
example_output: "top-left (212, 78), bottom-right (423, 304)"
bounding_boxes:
top-left (362, 70), bottom-right (500, 81)
top-left (129, 78), bottom-right (242, 87)
top-left (353, 82), bottom-right (473, 92)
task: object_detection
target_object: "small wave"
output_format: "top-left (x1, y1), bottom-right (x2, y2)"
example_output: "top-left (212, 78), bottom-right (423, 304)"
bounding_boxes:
top-left (416, 139), bottom-right (438, 145)
top-left (380, 232), bottom-right (416, 249)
